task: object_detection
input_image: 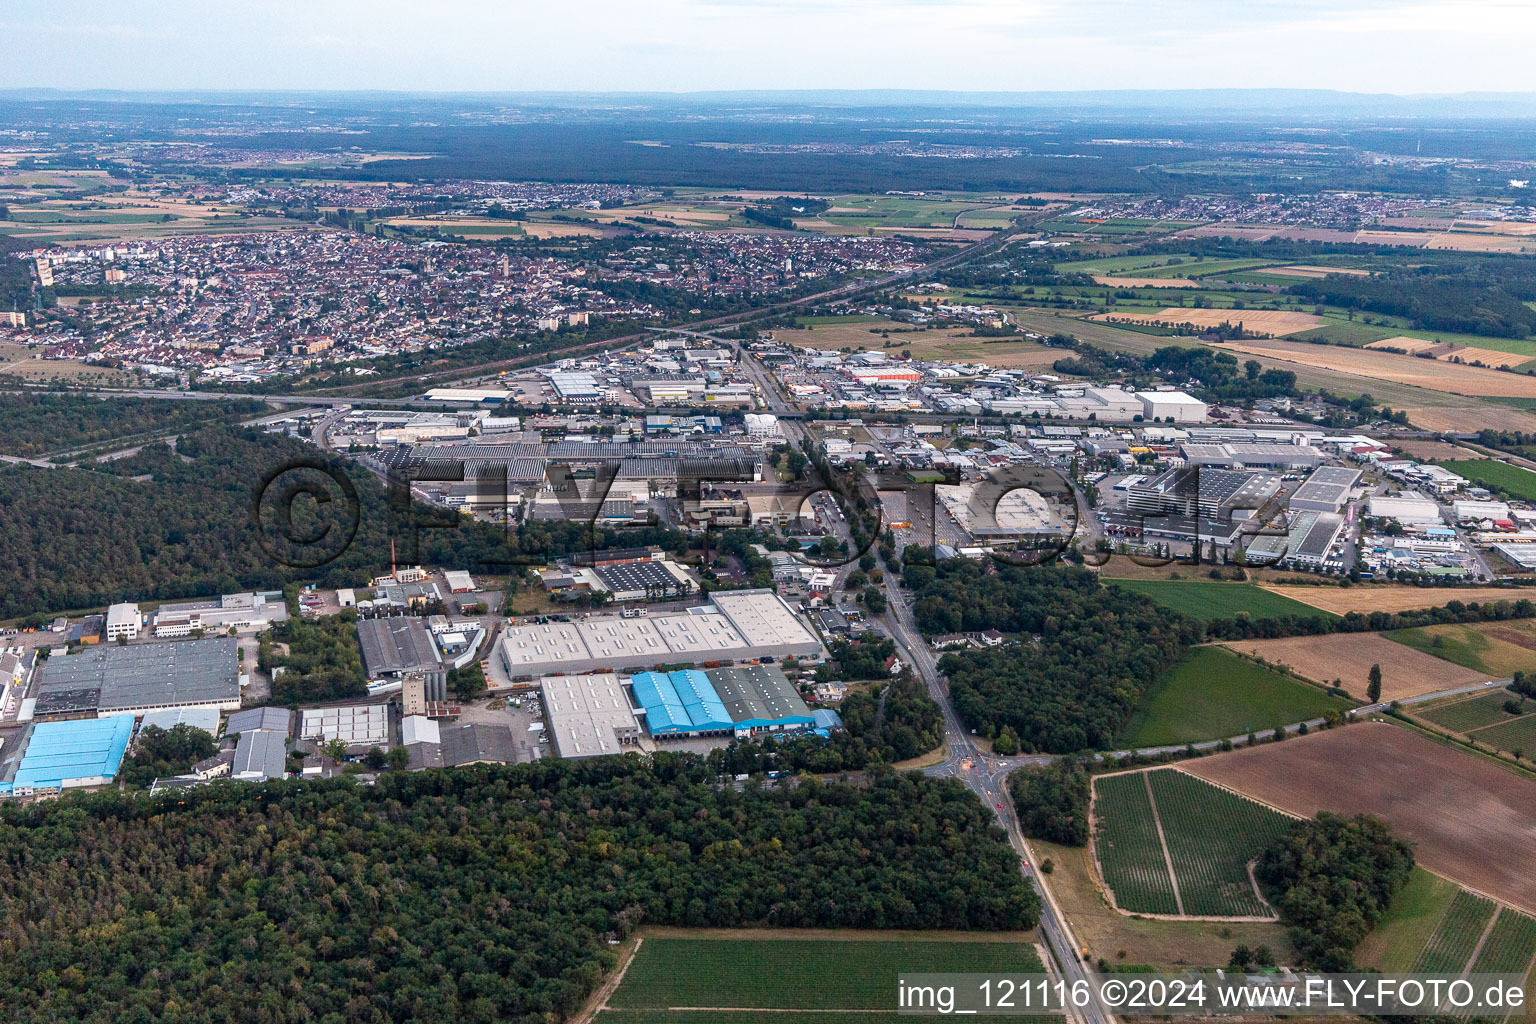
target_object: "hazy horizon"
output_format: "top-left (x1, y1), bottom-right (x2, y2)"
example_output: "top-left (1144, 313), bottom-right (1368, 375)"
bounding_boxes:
top-left (7, 1), bottom-right (1536, 95)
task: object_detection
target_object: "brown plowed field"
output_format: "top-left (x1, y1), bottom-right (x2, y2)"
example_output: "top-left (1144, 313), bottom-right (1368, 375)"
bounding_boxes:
top-left (1184, 724), bottom-right (1536, 914)
top-left (1258, 584), bottom-right (1525, 615)
top-left (1216, 634), bottom-right (1486, 701)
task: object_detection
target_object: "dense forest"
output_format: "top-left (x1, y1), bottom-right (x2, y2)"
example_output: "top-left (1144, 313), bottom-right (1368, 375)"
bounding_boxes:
top-left (1007, 760), bottom-right (1091, 846)
top-left (1256, 813), bottom-right (1415, 970)
top-left (917, 561), bottom-right (1201, 751)
top-left (1288, 262), bottom-right (1536, 340)
top-left (0, 424), bottom-right (683, 620)
top-left (0, 757), bottom-right (1038, 1024)
top-left (0, 394), bottom-right (267, 457)
top-left (260, 609), bottom-right (368, 705)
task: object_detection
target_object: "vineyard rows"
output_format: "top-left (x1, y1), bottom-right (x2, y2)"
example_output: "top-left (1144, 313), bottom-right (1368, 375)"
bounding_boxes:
top-left (1420, 691), bottom-right (1520, 734)
top-left (1469, 908), bottom-right (1536, 975)
top-left (1147, 769), bottom-right (1292, 918)
top-left (1092, 773), bottom-right (1180, 915)
top-left (1092, 769), bottom-right (1291, 918)
top-left (1413, 891), bottom-right (1496, 974)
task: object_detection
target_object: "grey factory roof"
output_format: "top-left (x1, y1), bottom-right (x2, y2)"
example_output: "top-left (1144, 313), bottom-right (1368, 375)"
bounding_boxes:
top-left (414, 440), bottom-right (756, 461)
top-left (594, 560), bottom-right (689, 595)
top-left (1296, 512), bottom-right (1346, 558)
top-left (356, 617), bottom-right (442, 677)
top-left (541, 674), bottom-right (640, 758)
top-left (1290, 466), bottom-right (1363, 512)
top-left (439, 723), bottom-right (521, 766)
top-left (705, 665), bottom-right (811, 725)
top-left (232, 729), bottom-right (288, 780)
top-left (34, 637), bottom-right (239, 714)
top-left (225, 706), bottom-right (293, 737)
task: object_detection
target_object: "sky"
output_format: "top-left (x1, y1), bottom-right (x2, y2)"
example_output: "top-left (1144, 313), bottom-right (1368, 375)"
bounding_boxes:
top-left (6, 0), bottom-right (1536, 95)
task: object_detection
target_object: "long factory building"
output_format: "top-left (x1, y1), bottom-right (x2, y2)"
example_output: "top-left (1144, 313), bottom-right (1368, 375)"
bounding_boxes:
top-left (499, 590), bottom-right (823, 680)
top-left (543, 664), bottom-right (817, 755)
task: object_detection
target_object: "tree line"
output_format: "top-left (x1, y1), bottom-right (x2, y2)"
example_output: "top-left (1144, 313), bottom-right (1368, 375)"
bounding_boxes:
top-left (915, 561), bottom-right (1203, 752)
top-left (0, 424), bottom-right (685, 620)
top-left (0, 756), bottom-right (1038, 1024)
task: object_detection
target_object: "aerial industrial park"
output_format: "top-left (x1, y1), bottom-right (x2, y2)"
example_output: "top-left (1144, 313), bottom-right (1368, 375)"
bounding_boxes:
top-left (5, 13), bottom-right (1536, 1021)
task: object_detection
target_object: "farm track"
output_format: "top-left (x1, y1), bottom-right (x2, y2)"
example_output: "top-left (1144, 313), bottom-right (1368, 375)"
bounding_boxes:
top-left (1144, 772), bottom-right (1186, 917)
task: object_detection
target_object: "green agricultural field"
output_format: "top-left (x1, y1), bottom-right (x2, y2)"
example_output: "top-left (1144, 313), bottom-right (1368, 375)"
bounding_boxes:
top-left (1092, 772), bottom-right (1181, 915)
top-left (1121, 647), bottom-right (1352, 748)
top-left (608, 937), bottom-right (1045, 1013)
top-left (1092, 769), bottom-right (1292, 918)
top-left (1148, 769), bottom-right (1293, 917)
top-left (1388, 624), bottom-right (1507, 675)
top-left (1357, 868), bottom-right (1460, 972)
top-left (1288, 322), bottom-right (1399, 347)
top-left (1106, 580), bottom-right (1334, 625)
top-left (816, 195), bottom-right (994, 229)
top-left (1469, 908), bottom-right (1536, 974)
top-left (1436, 459), bottom-right (1536, 501)
top-left (1412, 891), bottom-right (1497, 973)
top-left (1418, 689), bottom-right (1523, 733)
top-left (1469, 713), bottom-right (1536, 757)
top-left (1055, 253), bottom-right (1200, 274)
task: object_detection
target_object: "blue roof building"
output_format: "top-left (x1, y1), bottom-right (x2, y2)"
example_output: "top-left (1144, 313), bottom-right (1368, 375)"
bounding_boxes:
top-left (0, 716), bottom-right (134, 797)
top-left (630, 669), bottom-right (733, 737)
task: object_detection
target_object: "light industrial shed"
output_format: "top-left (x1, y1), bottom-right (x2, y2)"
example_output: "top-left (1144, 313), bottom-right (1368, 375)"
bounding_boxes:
top-left (0, 716), bottom-right (134, 797)
top-left (1289, 466), bottom-right (1363, 514)
top-left (705, 665), bottom-right (814, 735)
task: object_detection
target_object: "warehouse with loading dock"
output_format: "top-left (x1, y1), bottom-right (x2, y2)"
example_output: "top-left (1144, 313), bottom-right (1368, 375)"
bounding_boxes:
top-left (0, 716), bottom-right (134, 798)
top-left (540, 673), bottom-right (642, 758)
top-left (498, 589), bottom-right (822, 679)
top-left (31, 637), bottom-right (241, 719)
top-left (629, 664), bottom-right (814, 741)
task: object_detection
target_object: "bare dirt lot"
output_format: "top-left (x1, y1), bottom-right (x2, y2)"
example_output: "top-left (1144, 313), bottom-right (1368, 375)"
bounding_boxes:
top-left (1093, 308), bottom-right (1328, 336)
top-left (1258, 584), bottom-right (1526, 616)
top-left (1185, 723), bottom-right (1536, 914)
top-left (1216, 634), bottom-right (1487, 701)
top-left (1215, 339), bottom-right (1536, 397)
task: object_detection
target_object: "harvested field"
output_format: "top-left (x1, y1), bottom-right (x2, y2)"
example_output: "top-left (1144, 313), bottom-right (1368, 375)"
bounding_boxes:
top-left (1404, 403), bottom-right (1536, 433)
top-left (1090, 276), bottom-right (1198, 288)
top-left (1394, 440), bottom-right (1486, 462)
top-left (1183, 723), bottom-right (1536, 915)
top-left (1367, 336), bottom-right (1441, 354)
top-left (1257, 584), bottom-right (1526, 616)
top-left (1215, 339), bottom-right (1536, 398)
top-left (1265, 264), bottom-right (1371, 278)
top-left (1091, 308), bottom-right (1327, 337)
top-left (1217, 634), bottom-right (1485, 701)
top-left (1438, 345), bottom-right (1532, 369)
